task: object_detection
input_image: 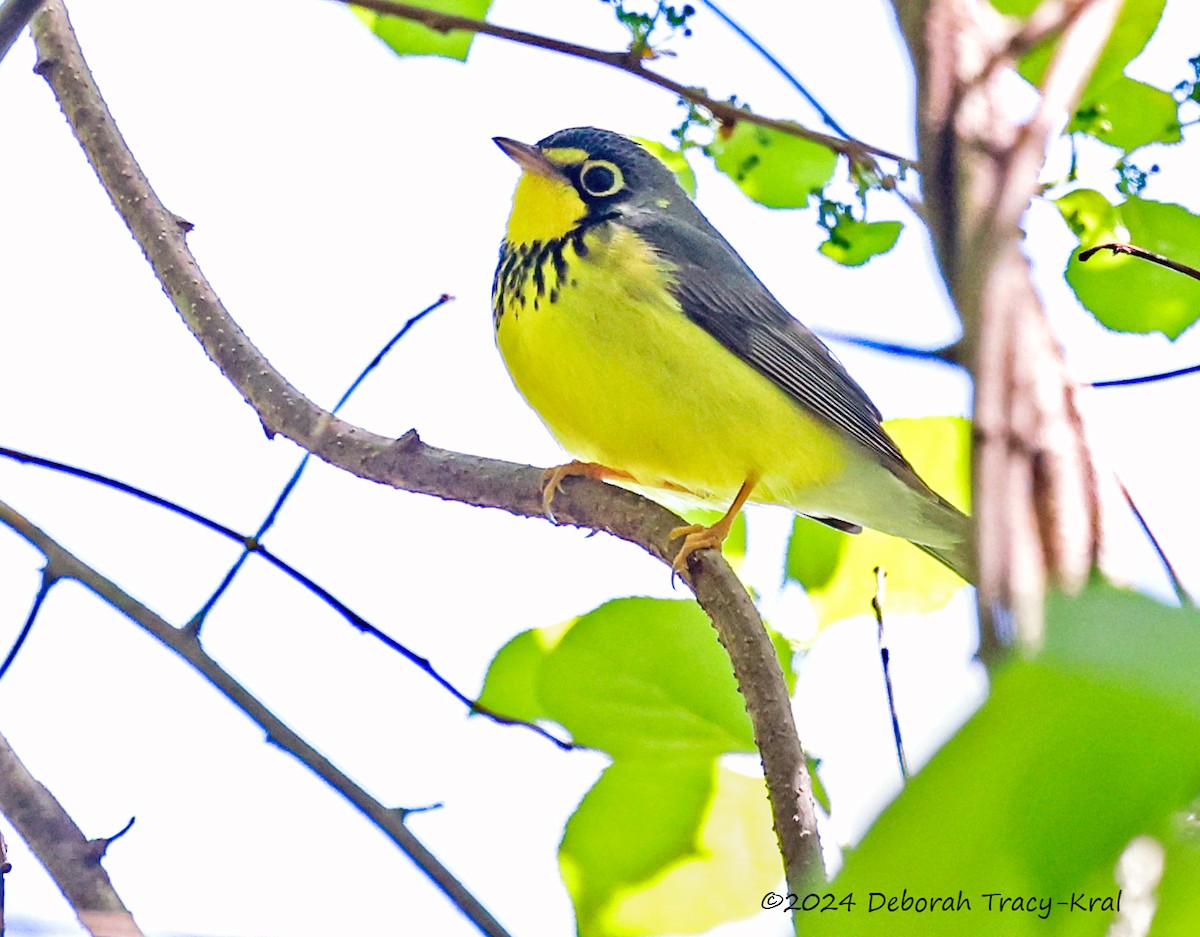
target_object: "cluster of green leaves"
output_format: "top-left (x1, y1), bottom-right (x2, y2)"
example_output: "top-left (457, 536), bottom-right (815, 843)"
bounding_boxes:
top-left (993, 0), bottom-right (1200, 339)
top-left (673, 111), bottom-right (904, 266)
top-left (477, 598), bottom-right (793, 935)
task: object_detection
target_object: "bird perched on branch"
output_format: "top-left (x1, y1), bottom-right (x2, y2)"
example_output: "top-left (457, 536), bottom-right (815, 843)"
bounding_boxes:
top-left (492, 126), bottom-right (973, 582)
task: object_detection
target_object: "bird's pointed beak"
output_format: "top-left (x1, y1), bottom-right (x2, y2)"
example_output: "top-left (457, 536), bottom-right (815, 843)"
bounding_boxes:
top-left (494, 136), bottom-right (565, 181)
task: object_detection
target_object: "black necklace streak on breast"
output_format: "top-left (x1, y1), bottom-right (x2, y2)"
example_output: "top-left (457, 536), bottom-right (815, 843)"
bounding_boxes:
top-left (492, 213), bottom-right (619, 327)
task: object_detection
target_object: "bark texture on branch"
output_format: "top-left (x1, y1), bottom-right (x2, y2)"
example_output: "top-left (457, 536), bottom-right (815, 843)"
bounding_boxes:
top-left (892, 0), bottom-right (1115, 649)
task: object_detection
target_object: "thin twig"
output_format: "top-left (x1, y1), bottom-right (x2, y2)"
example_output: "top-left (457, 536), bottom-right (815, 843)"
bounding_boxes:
top-left (1078, 242), bottom-right (1200, 282)
top-left (0, 499), bottom-right (514, 937)
top-left (696, 0), bottom-right (852, 139)
top-left (1114, 478), bottom-right (1192, 606)
top-left (818, 330), bottom-right (962, 367)
top-left (0, 728), bottom-right (146, 937)
top-left (30, 0), bottom-right (821, 889)
top-left (0, 566), bottom-right (56, 681)
top-left (342, 0), bottom-right (909, 169)
top-left (871, 567), bottom-right (908, 780)
top-left (1088, 362), bottom-right (1200, 389)
top-left (0, 445), bottom-right (569, 748)
top-left (191, 293), bottom-right (452, 631)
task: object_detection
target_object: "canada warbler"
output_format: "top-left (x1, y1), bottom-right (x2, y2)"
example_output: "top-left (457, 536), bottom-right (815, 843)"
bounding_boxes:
top-left (492, 126), bottom-right (973, 581)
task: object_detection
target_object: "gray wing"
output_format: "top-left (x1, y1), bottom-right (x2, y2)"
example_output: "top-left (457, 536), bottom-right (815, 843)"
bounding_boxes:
top-left (629, 211), bottom-right (910, 471)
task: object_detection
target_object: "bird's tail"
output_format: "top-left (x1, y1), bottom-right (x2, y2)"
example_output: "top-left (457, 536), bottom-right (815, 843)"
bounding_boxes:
top-left (915, 538), bottom-right (976, 585)
top-left (913, 496), bottom-right (976, 584)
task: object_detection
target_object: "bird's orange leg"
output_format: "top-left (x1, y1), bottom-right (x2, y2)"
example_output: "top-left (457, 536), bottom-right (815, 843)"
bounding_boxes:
top-left (541, 460), bottom-right (635, 519)
top-left (669, 478), bottom-right (756, 574)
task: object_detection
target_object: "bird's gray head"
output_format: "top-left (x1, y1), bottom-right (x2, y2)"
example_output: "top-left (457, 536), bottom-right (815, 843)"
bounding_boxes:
top-left (494, 126), bottom-right (693, 224)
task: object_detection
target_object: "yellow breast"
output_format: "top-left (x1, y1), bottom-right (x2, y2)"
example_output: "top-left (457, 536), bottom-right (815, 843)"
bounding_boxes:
top-left (493, 222), bottom-right (849, 507)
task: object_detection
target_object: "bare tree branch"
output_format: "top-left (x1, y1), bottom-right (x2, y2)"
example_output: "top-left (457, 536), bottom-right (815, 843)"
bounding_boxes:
top-left (342, 0), bottom-right (909, 169)
top-left (0, 0), bottom-right (42, 63)
top-left (29, 0), bottom-right (821, 890)
top-left (0, 727), bottom-right (146, 937)
top-left (0, 500), bottom-right (515, 937)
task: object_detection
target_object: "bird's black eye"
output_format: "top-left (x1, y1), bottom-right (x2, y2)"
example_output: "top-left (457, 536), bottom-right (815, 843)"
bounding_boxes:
top-left (579, 159), bottom-right (624, 198)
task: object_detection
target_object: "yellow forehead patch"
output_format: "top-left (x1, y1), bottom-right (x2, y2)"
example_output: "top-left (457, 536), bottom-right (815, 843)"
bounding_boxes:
top-left (541, 147), bottom-right (589, 167)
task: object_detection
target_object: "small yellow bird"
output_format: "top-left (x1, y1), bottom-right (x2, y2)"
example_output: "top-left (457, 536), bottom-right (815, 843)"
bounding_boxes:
top-left (492, 127), bottom-right (973, 581)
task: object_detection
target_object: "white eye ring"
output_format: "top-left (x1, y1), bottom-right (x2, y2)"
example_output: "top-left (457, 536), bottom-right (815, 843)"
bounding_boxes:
top-left (579, 159), bottom-right (624, 197)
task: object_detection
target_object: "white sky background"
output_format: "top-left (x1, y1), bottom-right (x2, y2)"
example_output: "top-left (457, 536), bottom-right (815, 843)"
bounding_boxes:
top-left (1, 1), bottom-right (1198, 935)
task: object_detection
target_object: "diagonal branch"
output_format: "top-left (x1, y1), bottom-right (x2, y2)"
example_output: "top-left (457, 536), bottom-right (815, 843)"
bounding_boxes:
top-left (343, 0), bottom-right (909, 168)
top-left (29, 0), bottom-right (821, 890)
top-left (0, 499), bottom-right (513, 937)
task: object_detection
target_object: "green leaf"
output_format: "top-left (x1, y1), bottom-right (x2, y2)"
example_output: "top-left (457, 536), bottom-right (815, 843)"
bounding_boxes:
top-left (481, 598), bottom-right (797, 935)
top-left (1155, 825), bottom-right (1200, 937)
top-left (633, 138), bottom-right (697, 199)
top-left (786, 417), bottom-right (971, 627)
top-left (563, 758), bottom-right (781, 937)
top-left (801, 583), bottom-right (1200, 936)
top-left (785, 513), bottom-right (849, 593)
top-left (1001, 0), bottom-right (1167, 107)
top-left (1055, 188), bottom-right (1121, 241)
top-left (474, 619), bottom-right (570, 720)
top-left (987, 0), bottom-right (1038, 13)
top-left (707, 122), bottom-right (837, 209)
top-left (1068, 76), bottom-right (1182, 152)
top-left (352, 0), bottom-right (492, 61)
top-left (1058, 192), bottom-right (1200, 338)
top-left (819, 218), bottom-right (903, 266)
top-left (480, 597), bottom-right (797, 756)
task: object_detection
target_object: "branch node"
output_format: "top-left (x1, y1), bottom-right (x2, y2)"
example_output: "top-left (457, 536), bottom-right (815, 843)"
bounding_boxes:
top-left (395, 428), bottom-right (421, 450)
top-left (86, 816), bottom-right (137, 860)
